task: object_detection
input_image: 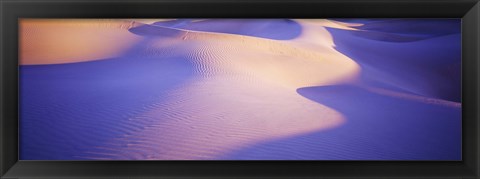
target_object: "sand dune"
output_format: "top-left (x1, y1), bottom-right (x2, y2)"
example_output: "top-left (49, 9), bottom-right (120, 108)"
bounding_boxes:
top-left (128, 21), bottom-right (360, 87)
top-left (218, 19), bottom-right (461, 160)
top-left (75, 20), bottom-right (359, 159)
top-left (326, 23), bottom-right (461, 102)
top-left (19, 19), bottom-right (461, 160)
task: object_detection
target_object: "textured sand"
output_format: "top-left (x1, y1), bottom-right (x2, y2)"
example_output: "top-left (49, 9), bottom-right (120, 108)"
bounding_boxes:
top-left (78, 19), bottom-right (359, 159)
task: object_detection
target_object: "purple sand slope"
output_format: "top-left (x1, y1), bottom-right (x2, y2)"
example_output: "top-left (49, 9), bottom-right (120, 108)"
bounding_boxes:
top-left (327, 20), bottom-right (461, 102)
top-left (20, 36), bottom-right (195, 160)
top-left (220, 85), bottom-right (460, 160)
top-left (337, 19), bottom-right (460, 37)
top-left (332, 19), bottom-right (460, 42)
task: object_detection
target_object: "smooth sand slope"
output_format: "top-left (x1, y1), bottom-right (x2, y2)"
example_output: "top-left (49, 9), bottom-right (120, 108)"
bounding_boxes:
top-left (327, 19), bottom-right (461, 102)
top-left (19, 19), bottom-right (461, 160)
top-left (19, 19), bottom-right (144, 65)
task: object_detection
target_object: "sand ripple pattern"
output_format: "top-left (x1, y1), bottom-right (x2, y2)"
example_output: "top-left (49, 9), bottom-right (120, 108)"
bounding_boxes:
top-left (75, 20), bottom-right (356, 160)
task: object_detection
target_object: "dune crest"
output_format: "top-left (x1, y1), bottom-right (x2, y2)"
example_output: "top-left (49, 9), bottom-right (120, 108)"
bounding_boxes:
top-left (136, 20), bottom-right (361, 87)
top-left (74, 19), bottom-right (360, 159)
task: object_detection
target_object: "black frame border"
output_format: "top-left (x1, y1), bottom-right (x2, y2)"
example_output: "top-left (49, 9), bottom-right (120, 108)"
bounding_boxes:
top-left (1, 0), bottom-right (479, 178)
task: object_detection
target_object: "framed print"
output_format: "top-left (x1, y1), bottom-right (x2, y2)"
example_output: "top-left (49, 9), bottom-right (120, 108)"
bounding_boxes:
top-left (1, 0), bottom-right (479, 178)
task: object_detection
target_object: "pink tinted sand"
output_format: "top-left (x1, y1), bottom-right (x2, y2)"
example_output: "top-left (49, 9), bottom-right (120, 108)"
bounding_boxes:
top-left (19, 19), bottom-right (143, 65)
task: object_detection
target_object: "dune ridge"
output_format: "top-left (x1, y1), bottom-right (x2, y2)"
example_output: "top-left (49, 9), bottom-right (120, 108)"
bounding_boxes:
top-left (74, 19), bottom-right (358, 159)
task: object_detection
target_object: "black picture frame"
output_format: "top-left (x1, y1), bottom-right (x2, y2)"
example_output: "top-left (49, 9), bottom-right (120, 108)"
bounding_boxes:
top-left (1, 0), bottom-right (479, 178)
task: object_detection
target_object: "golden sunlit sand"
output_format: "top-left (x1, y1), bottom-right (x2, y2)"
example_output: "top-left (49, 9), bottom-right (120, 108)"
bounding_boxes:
top-left (20, 19), bottom-right (144, 65)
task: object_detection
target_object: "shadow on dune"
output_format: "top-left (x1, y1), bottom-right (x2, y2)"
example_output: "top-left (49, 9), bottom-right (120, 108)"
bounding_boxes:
top-left (333, 19), bottom-right (460, 36)
top-left (354, 19), bottom-right (460, 36)
top-left (151, 19), bottom-right (303, 40)
top-left (128, 24), bottom-right (186, 37)
top-left (325, 20), bottom-right (461, 102)
top-left (220, 85), bottom-right (461, 160)
top-left (333, 19), bottom-right (460, 42)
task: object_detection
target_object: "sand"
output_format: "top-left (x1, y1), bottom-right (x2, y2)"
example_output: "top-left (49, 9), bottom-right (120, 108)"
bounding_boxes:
top-left (19, 19), bottom-right (461, 160)
top-left (19, 19), bottom-right (144, 65)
